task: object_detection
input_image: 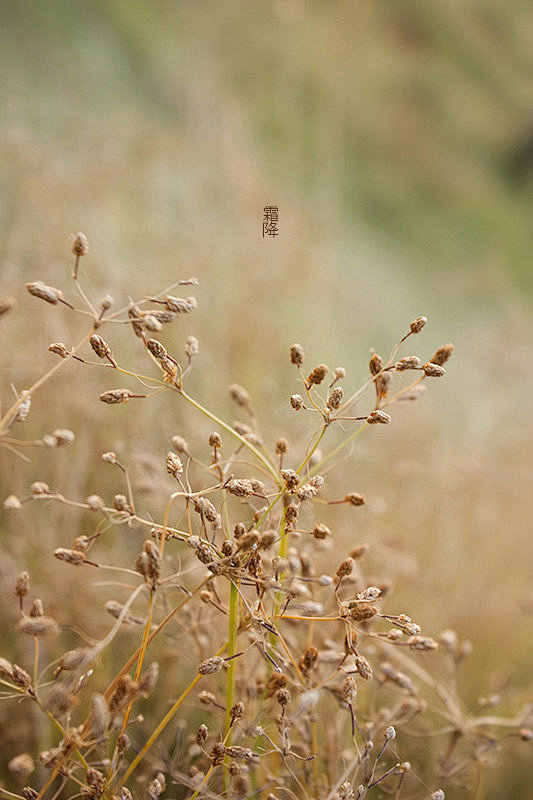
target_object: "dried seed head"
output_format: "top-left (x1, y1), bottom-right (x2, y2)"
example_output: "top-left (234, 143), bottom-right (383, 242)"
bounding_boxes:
top-left (385, 725), bottom-right (396, 740)
top-left (25, 282), bottom-right (63, 305)
top-left (345, 492), bottom-right (366, 506)
top-left (45, 684), bottom-right (78, 717)
top-left (275, 437), bottom-right (288, 455)
top-left (422, 362), bottom-right (446, 377)
top-left (357, 586), bottom-right (381, 601)
top-left (307, 363), bottom-right (329, 387)
top-left (72, 232), bottom-right (89, 256)
top-left (367, 410), bottom-right (391, 425)
top-left (90, 334), bottom-right (111, 359)
top-left (53, 429), bottom-right (75, 447)
top-left (281, 469), bottom-right (299, 490)
top-left (54, 548), bottom-right (87, 566)
top-left (164, 295), bottom-right (197, 313)
top-left (15, 571), bottom-right (30, 599)
top-left (277, 688), bottom-right (291, 707)
top-left (348, 603), bottom-right (377, 621)
top-left (266, 672), bottom-right (288, 697)
top-left (15, 391), bottom-right (31, 422)
top-left (136, 541), bottom-right (161, 589)
top-left (209, 431), bottom-right (222, 448)
top-left (350, 544), bottom-right (369, 560)
top-left (57, 648), bottom-right (94, 673)
top-left (0, 296), bottom-right (16, 318)
top-left (12, 664), bottom-right (32, 690)
top-left (4, 494), bottom-right (22, 510)
top-left (22, 789), bottom-right (38, 800)
top-left (290, 394), bottom-right (304, 410)
top-left (100, 389), bottom-right (134, 404)
top-left (171, 435), bottom-right (189, 454)
top-left (327, 387), bottom-right (344, 410)
top-left (375, 372), bottom-right (392, 399)
top-left (234, 522), bottom-right (246, 538)
top-left (290, 343), bottom-right (305, 366)
top-left (31, 481), bottom-right (49, 495)
top-left (114, 494), bottom-right (132, 513)
top-left (198, 690), bottom-right (218, 706)
top-left (410, 316), bottom-right (427, 334)
top-left (48, 342), bottom-right (70, 358)
top-left (29, 599), bottom-right (43, 617)
top-left (430, 792), bottom-right (445, 800)
top-left (230, 701), bottom-right (245, 724)
top-left (229, 383), bottom-right (250, 408)
top-left (196, 724), bottom-right (208, 746)
top-left (199, 657), bottom-right (225, 675)
top-left (332, 366), bottom-right (346, 380)
top-left (369, 353), bottom-right (384, 375)
top-left (166, 451), bottom-right (183, 478)
top-left (8, 753), bottom-right (35, 778)
top-left (299, 646), bottom-right (319, 676)
top-left (147, 338), bottom-right (167, 360)
top-left (116, 732), bottom-right (131, 752)
top-left (226, 479), bottom-right (253, 498)
top-left (336, 558), bottom-right (354, 578)
top-left (86, 694), bottom-right (110, 738)
top-left (395, 356), bottom-right (421, 371)
top-left (312, 523), bottom-right (331, 540)
top-left (210, 742), bottom-right (226, 766)
top-left (342, 675), bottom-right (357, 703)
top-left (138, 662), bottom-right (159, 696)
top-left (430, 344), bottom-right (454, 366)
top-left (185, 335), bottom-right (199, 358)
top-left (100, 294), bottom-right (113, 311)
top-left (86, 494), bottom-right (104, 510)
top-left (354, 654), bottom-right (373, 680)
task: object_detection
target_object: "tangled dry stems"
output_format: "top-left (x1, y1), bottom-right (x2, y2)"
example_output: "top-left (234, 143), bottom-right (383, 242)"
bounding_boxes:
top-left (0, 235), bottom-right (531, 800)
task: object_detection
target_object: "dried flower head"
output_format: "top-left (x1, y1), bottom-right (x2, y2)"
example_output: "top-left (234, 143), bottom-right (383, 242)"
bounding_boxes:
top-left (306, 363), bottom-right (329, 387)
top-left (72, 232), bottom-right (89, 257)
top-left (290, 343), bottom-right (305, 366)
top-left (410, 316), bottom-right (427, 334)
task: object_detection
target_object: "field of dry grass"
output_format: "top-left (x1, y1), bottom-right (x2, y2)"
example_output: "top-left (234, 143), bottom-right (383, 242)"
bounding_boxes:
top-left (1, 3), bottom-right (532, 799)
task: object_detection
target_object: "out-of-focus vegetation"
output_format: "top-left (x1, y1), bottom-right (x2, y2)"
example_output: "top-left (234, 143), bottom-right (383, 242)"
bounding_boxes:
top-left (1, 2), bottom-right (532, 797)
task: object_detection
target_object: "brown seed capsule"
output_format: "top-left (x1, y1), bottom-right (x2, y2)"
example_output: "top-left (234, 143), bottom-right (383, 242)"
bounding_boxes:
top-left (86, 494), bottom-right (105, 510)
top-left (15, 571), bottom-right (30, 600)
top-left (12, 664), bottom-right (32, 690)
top-left (290, 343), bottom-right (305, 366)
top-left (29, 599), bottom-right (43, 617)
top-left (53, 429), bottom-right (75, 447)
top-left (336, 558), bottom-right (354, 579)
top-left (8, 753), bottom-right (35, 778)
top-left (198, 690), bottom-right (218, 706)
top-left (367, 410), bottom-right (391, 425)
top-left (146, 338), bottom-right (168, 360)
top-left (72, 232), bottom-right (89, 256)
top-left (25, 282), bottom-right (63, 305)
top-left (138, 662), bottom-right (159, 696)
top-left (100, 294), bottom-right (113, 311)
top-left (22, 789), bottom-right (39, 800)
top-left (166, 451), bottom-right (183, 478)
top-left (281, 469), bottom-right (299, 490)
top-left (31, 482), bottom-right (49, 495)
top-left (395, 356), bottom-right (421, 371)
top-left (199, 657), bottom-right (225, 675)
top-left (114, 494), bottom-right (133, 513)
top-left (230, 701), bottom-right (245, 724)
top-left (229, 384), bottom-right (250, 408)
top-left (290, 394), bottom-right (304, 410)
top-left (410, 316), bottom-right (427, 334)
top-left (345, 492), bottom-right (366, 506)
top-left (342, 675), bottom-right (357, 703)
top-left (209, 431), bottom-right (222, 448)
top-left (275, 437), bottom-right (288, 455)
top-left (172, 435), bottom-right (189, 454)
top-left (57, 648), bottom-right (94, 673)
top-left (354, 654), bottom-right (373, 680)
top-left (226, 479), bottom-right (253, 498)
top-left (45, 684), bottom-right (77, 717)
top-left (422, 362), bottom-right (446, 377)
top-left (327, 387), bottom-right (344, 410)
top-left (299, 646), bottom-right (319, 676)
top-left (116, 732), bottom-right (131, 752)
top-left (54, 548), bottom-right (87, 566)
top-left (164, 295), bottom-right (197, 313)
top-left (210, 742), bottom-right (226, 766)
top-left (277, 688), bottom-right (291, 707)
top-left (4, 494), bottom-right (22, 510)
top-left (102, 388), bottom-right (138, 405)
top-left (30, 629), bottom-right (55, 672)
top-left (312, 523), bottom-right (331, 540)
top-left (48, 342), bottom-right (70, 358)
top-left (90, 334), bottom-right (111, 359)
top-left (197, 723), bottom-right (208, 746)
top-left (185, 335), bottom-right (199, 358)
top-left (430, 343), bottom-right (454, 366)
top-left (306, 363), bottom-right (329, 387)
top-left (369, 353), bottom-right (384, 376)
top-left (348, 603), bottom-right (377, 621)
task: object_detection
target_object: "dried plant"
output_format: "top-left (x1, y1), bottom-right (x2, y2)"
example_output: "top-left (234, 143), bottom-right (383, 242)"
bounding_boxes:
top-left (0, 235), bottom-right (530, 800)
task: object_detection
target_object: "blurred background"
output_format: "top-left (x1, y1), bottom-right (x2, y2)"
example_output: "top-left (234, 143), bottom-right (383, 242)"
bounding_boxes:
top-left (1, 1), bottom-right (532, 796)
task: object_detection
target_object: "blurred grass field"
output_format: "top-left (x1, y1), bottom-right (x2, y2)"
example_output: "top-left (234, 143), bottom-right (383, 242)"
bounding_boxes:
top-left (1, 2), bottom-right (533, 797)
